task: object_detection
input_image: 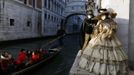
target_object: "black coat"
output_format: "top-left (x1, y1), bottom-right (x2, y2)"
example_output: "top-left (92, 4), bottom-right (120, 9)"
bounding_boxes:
top-left (80, 18), bottom-right (98, 49)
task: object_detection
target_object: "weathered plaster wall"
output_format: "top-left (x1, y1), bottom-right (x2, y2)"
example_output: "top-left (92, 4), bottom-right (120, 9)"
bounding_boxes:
top-left (0, 0), bottom-right (42, 41)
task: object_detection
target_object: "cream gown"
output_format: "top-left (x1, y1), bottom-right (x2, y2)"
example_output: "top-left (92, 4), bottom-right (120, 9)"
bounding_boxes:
top-left (78, 18), bottom-right (128, 75)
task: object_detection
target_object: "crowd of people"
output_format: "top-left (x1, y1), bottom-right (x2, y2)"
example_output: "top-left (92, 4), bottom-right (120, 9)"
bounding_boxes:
top-left (0, 48), bottom-right (49, 74)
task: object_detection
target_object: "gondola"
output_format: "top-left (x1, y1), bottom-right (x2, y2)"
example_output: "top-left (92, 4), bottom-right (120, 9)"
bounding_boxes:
top-left (0, 48), bottom-right (60, 75)
top-left (12, 48), bottom-right (60, 75)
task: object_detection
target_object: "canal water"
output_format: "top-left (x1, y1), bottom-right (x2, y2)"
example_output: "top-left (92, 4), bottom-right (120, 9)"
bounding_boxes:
top-left (0, 34), bottom-right (81, 75)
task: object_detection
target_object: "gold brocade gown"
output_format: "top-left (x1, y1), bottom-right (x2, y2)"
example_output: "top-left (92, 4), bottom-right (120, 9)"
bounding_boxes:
top-left (78, 19), bottom-right (128, 75)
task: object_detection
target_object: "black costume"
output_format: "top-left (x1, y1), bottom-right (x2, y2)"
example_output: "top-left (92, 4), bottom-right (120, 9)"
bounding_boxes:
top-left (80, 17), bottom-right (98, 49)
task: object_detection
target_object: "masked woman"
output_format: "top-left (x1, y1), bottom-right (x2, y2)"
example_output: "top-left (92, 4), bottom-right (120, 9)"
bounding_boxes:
top-left (78, 9), bottom-right (128, 75)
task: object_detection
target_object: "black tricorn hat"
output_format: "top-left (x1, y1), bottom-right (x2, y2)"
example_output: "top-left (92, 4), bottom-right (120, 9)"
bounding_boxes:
top-left (93, 8), bottom-right (117, 20)
top-left (98, 8), bottom-right (107, 13)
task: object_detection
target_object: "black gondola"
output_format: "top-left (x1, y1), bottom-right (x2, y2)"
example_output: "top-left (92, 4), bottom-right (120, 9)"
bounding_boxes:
top-left (0, 48), bottom-right (60, 75)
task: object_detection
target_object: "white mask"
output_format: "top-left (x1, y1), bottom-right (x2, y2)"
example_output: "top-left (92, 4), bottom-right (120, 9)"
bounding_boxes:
top-left (87, 15), bottom-right (92, 19)
top-left (101, 15), bottom-right (106, 20)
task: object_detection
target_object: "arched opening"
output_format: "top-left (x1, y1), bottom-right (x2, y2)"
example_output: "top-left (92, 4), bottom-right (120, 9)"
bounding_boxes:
top-left (61, 13), bottom-right (86, 33)
top-left (64, 13), bottom-right (86, 26)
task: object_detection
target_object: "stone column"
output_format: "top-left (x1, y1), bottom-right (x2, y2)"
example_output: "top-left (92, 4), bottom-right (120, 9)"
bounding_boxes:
top-left (128, 0), bottom-right (134, 70)
top-left (41, 0), bottom-right (45, 36)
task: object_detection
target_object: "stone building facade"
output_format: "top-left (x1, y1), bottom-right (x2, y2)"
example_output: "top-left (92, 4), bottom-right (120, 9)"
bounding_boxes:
top-left (43, 0), bottom-right (66, 36)
top-left (0, 0), bottom-right (84, 41)
top-left (0, 0), bottom-right (42, 41)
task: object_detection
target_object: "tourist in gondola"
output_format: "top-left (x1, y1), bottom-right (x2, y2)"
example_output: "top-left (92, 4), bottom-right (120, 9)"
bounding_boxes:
top-left (0, 52), bottom-right (12, 60)
top-left (0, 51), bottom-right (14, 74)
top-left (37, 48), bottom-right (46, 58)
top-left (78, 9), bottom-right (128, 75)
top-left (15, 49), bottom-right (26, 69)
top-left (27, 51), bottom-right (40, 65)
top-left (31, 51), bottom-right (40, 61)
top-left (26, 49), bottom-right (32, 60)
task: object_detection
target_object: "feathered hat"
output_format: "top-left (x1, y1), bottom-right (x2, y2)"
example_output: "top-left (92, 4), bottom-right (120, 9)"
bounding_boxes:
top-left (92, 8), bottom-right (117, 20)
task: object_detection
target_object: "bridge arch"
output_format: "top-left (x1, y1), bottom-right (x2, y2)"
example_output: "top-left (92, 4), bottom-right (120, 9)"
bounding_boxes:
top-left (63, 13), bottom-right (86, 29)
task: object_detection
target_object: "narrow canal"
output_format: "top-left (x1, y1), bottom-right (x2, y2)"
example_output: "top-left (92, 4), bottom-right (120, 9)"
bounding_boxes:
top-left (0, 34), bottom-right (81, 75)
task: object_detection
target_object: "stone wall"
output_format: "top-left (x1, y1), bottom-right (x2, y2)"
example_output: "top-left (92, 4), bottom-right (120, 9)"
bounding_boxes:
top-left (0, 0), bottom-right (42, 41)
top-left (129, 0), bottom-right (134, 69)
